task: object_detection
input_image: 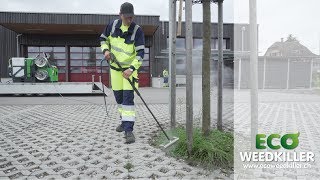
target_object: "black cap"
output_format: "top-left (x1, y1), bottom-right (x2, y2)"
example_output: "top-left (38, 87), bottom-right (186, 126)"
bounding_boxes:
top-left (120, 2), bottom-right (134, 17)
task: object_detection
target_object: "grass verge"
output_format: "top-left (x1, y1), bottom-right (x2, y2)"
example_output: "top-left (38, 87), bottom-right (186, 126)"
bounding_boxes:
top-left (151, 127), bottom-right (234, 170)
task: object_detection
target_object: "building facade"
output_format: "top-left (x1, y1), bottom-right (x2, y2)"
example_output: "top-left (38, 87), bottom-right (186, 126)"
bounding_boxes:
top-left (0, 12), bottom-right (241, 87)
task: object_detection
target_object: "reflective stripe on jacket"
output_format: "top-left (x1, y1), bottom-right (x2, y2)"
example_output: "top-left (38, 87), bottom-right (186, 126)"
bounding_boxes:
top-left (100, 19), bottom-right (145, 71)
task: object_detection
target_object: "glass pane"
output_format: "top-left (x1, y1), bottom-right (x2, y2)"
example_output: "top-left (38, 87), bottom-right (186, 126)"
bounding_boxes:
top-left (48, 59), bottom-right (57, 66)
top-left (223, 39), bottom-right (228, 50)
top-left (90, 47), bottom-right (96, 52)
top-left (56, 60), bottom-right (66, 66)
top-left (211, 39), bottom-right (217, 50)
top-left (83, 47), bottom-right (89, 52)
top-left (144, 48), bottom-right (149, 53)
top-left (176, 38), bottom-right (185, 49)
top-left (89, 48), bottom-right (97, 60)
top-left (28, 47), bottom-right (39, 52)
top-left (142, 60), bottom-right (149, 66)
top-left (96, 47), bottom-right (102, 53)
top-left (193, 39), bottom-right (203, 49)
top-left (83, 53), bottom-right (90, 59)
top-left (70, 53), bottom-right (82, 59)
top-left (83, 52), bottom-right (96, 60)
top-left (176, 62), bottom-right (186, 75)
top-left (44, 52), bottom-right (54, 59)
top-left (139, 66), bottom-right (149, 73)
top-left (96, 60), bottom-right (109, 67)
top-left (28, 53), bottom-right (40, 58)
top-left (57, 66), bottom-right (66, 73)
top-left (53, 47), bottom-right (65, 52)
top-left (70, 67), bottom-right (81, 73)
top-left (144, 55), bottom-right (149, 61)
top-left (215, 39), bottom-right (219, 49)
top-left (102, 69), bottom-right (109, 73)
top-left (54, 53), bottom-right (66, 59)
top-left (211, 39), bottom-right (228, 50)
top-left (83, 60), bottom-right (96, 66)
top-left (70, 47), bottom-right (82, 52)
top-left (70, 60), bottom-right (83, 66)
top-left (96, 53), bottom-right (104, 60)
top-left (83, 66), bottom-right (97, 73)
top-left (40, 47), bottom-right (53, 52)
top-left (177, 58), bottom-right (185, 64)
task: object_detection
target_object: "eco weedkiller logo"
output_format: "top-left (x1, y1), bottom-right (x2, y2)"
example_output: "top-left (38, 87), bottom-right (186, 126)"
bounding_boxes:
top-left (240, 132), bottom-right (315, 168)
top-left (256, 132), bottom-right (299, 150)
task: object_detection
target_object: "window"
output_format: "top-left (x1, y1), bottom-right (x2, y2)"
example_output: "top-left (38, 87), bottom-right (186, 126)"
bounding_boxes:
top-left (177, 59), bottom-right (185, 64)
top-left (27, 46), bottom-right (66, 73)
top-left (70, 46), bottom-right (105, 73)
top-left (176, 57), bottom-right (186, 75)
top-left (95, 53), bottom-right (106, 67)
top-left (211, 39), bottom-right (230, 50)
top-left (54, 47), bottom-right (65, 52)
top-left (40, 47), bottom-right (53, 52)
top-left (28, 47), bottom-right (40, 52)
top-left (166, 38), bottom-right (230, 50)
top-left (70, 60), bottom-right (82, 66)
top-left (166, 37), bottom-right (186, 49)
top-left (56, 60), bottom-right (66, 66)
top-left (28, 53), bottom-right (40, 58)
top-left (193, 39), bottom-right (203, 49)
top-left (70, 53), bottom-right (82, 59)
top-left (70, 47), bottom-right (82, 52)
top-left (54, 53), bottom-right (66, 59)
top-left (176, 38), bottom-right (186, 49)
top-left (139, 47), bottom-right (150, 73)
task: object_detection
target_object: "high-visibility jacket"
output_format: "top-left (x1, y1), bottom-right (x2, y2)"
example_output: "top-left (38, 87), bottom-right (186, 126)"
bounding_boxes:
top-left (163, 69), bottom-right (169, 77)
top-left (100, 19), bottom-right (145, 71)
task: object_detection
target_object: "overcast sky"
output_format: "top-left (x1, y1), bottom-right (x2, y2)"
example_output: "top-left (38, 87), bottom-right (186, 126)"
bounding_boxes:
top-left (0, 0), bottom-right (319, 55)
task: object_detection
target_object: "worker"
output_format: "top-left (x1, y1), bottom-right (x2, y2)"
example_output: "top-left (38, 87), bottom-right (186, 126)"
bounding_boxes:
top-left (100, 2), bottom-right (145, 144)
top-left (163, 68), bottom-right (169, 87)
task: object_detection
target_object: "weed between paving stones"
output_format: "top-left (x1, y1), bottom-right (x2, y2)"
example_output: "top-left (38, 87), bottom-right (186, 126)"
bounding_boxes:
top-left (151, 126), bottom-right (234, 172)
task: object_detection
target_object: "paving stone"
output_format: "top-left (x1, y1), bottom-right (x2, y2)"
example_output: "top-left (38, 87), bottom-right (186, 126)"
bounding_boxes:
top-left (1, 91), bottom-right (320, 179)
top-left (129, 169), bottom-right (159, 179)
top-left (0, 176), bottom-right (12, 180)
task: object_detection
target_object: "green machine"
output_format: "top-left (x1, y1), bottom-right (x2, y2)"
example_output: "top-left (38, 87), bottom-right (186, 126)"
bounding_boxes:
top-left (8, 55), bottom-right (58, 83)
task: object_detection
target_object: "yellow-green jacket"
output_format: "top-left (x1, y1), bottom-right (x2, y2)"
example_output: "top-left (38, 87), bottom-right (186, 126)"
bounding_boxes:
top-left (100, 19), bottom-right (145, 71)
top-left (163, 69), bottom-right (169, 77)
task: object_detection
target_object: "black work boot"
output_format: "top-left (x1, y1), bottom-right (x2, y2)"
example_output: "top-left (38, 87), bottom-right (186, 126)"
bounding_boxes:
top-left (125, 132), bottom-right (135, 144)
top-left (116, 124), bottom-right (124, 132)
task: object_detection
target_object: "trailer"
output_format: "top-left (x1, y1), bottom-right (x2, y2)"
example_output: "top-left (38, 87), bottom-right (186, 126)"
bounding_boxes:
top-left (0, 81), bottom-right (109, 95)
top-left (2, 56), bottom-right (109, 95)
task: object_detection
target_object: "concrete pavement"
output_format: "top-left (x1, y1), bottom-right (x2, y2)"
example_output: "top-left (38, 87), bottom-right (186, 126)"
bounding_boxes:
top-left (0, 88), bottom-right (233, 179)
top-left (2, 88), bottom-right (320, 179)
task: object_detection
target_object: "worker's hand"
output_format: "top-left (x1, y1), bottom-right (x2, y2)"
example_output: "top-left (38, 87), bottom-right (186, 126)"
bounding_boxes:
top-left (123, 69), bottom-right (133, 79)
top-left (104, 50), bottom-right (111, 61)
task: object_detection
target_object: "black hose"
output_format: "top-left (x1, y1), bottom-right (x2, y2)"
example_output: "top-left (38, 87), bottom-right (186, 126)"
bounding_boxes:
top-left (100, 59), bottom-right (109, 116)
top-left (109, 54), bottom-right (171, 141)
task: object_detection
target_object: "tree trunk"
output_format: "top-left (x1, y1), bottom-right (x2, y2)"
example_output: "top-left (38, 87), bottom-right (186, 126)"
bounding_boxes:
top-left (185, 0), bottom-right (194, 156)
top-left (202, 0), bottom-right (211, 137)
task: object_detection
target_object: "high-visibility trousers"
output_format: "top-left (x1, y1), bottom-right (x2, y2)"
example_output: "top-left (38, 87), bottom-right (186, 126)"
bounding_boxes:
top-left (110, 68), bottom-right (138, 131)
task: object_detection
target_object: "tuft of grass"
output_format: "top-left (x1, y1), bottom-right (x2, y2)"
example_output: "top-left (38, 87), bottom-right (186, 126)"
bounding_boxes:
top-left (150, 128), bottom-right (179, 148)
top-left (152, 127), bottom-right (234, 169)
top-left (124, 162), bottom-right (134, 171)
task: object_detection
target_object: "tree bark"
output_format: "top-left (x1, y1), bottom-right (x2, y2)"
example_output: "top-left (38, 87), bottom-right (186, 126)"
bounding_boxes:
top-left (202, 0), bottom-right (211, 137)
